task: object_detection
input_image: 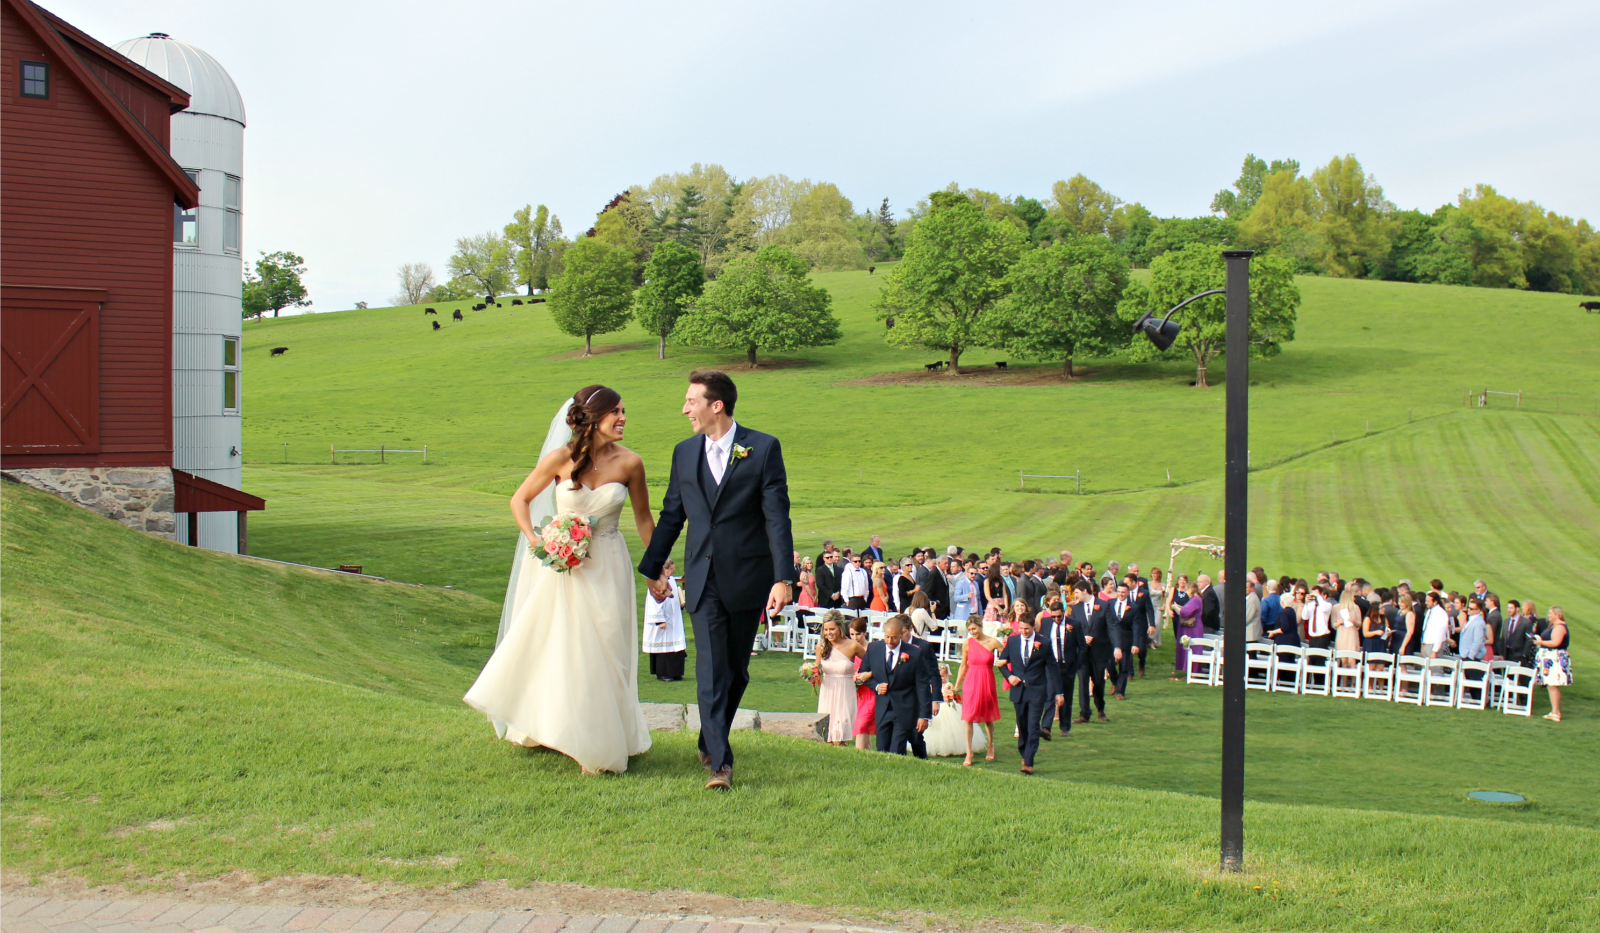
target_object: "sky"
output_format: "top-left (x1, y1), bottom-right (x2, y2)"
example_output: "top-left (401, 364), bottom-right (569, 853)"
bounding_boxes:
top-left (50, 0), bottom-right (1600, 312)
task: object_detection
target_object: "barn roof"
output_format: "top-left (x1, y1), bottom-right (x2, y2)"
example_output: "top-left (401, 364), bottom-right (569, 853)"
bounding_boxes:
top-left (8, 0), bottom-right (200, 207)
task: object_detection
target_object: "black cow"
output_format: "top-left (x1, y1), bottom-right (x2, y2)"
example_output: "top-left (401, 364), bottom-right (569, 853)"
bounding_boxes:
top-left (452, 309), bottom-right (464, 321)
top-left (431, 320), bottom-right (441, 331)
top-left (869, 266), bottom-right (876, 274)
top-left (495, 303), bottom-right (503, 308)
top-left (511, 299), bottom-right (523, 306)
top-left (1581, 301), bottom-right (1600, 312)
top-left (528, 297), bottom-right (547, 304)
top-left (995, 361), bottom-right (1007, 370)
top-left (424, 307), bottom-right (436, 315)
top-left (472, 303), bottom-right (484, 311)
top-left (924, 362), bottom-right (942, 372)
top-left (884, 317), bottom-right (895, 329)
top-left (270, 346), bottom-right (288, 356)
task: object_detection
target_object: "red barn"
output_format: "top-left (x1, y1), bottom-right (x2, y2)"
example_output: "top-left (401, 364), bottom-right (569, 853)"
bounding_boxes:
top-left (1, 0), bottom-right (262, 545)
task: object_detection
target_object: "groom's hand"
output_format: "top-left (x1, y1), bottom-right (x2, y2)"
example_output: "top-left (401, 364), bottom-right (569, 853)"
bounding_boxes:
top-left (646, 574), bottom-right (671, 602)
top-left (766, 581), bottom-right (790, 616)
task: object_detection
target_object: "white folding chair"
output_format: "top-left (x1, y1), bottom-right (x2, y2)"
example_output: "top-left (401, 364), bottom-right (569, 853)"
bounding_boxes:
top-left (1394, 655), bottom-right (1425, 704)
top-left (1456, 660), bottom-right (1491, 710)
top-left (1500, 664), bottom-right (1535, 716)
top-left (1331, 650), bottom-right (1364, 698)
top-left (1362, 652), bottom-right (1395, 701)
top-left (1300, 647), bottom-right (1332, 696)
top-left (1271, 645), bottom-right (1304, 693)
top-left (1487, 660), bottom-right (1511, 708)
top-left (1424, 657), bottom-right (1459, 707)
top-left (1186, 636), bottom-right (1219, 686)
top-left (766, 619), bottom-right (795, 652)
top-left (800, 621), bottom-right (823, 660)
top-left (1244, 644), bottom-right (1274, 691)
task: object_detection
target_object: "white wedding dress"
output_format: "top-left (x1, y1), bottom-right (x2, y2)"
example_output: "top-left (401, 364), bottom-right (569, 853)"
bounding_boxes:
top-left (463, 480), bottom-right (652, 773)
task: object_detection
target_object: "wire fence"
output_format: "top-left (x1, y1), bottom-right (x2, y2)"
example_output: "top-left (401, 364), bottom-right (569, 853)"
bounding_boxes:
top-left (242, 443), bottom-right (443, 465)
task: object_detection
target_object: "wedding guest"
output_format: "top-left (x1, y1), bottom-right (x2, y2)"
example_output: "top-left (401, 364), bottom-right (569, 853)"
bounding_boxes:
top-left (1166, 573), bottom-right (1191, 676)
top-left (1107, 581), bottom-right (1136, 698)
top-left (815, 550), bottom-right (843, 608)
top-left (1197, 573), bottom-right (1221, 633)
top-left (956, 617), bottom-right (1002, 765)
top-left (1334, 587), bottom-right (1362, 666)
top-left (797, 556), bottom-right (817, 608)
top-left (1361, 604), bottom-right (1392, 670)
top-left (862, 615), bottom-right (933, 755)
top-left (1502, 600), bottom-right (1537, 665)
top-left (894, 557), bottom-right (918, 612)
top-left (998, 610), bottom-right (1050, 774)
top-left (643, 559), bottom-right (687, 681)
top-left (909, 592), bottom-right (938, 639)
top-left (863, 535), bottom-right (885, 562)
top-left (1081, 584), bottom-right (1114, 721)
top-left (840, 553), bottom-right (870, 611)
top-left (1484, 594), bottom-right (1504, 650)
top-left (815, 539), bottom-right (835, 572)
top-left (1260, 579), bottom-right (1282, 641)
top-left (1038, 594), bottom-right (1082, 739)
top-left (1393, 593), bottom-right (1419, 656)
top-left (1459, 600), bottom-right (1488, 662)
top-left (1148, 567), bottom-right (1167, 645)
top-left (1421, 591), bottom-right (1451, 658)
top-left (1531, 607), bottom-right (1570, 722)
top-left (1305, 585), bottom-right (1334, 649)
top-left (951, 561), bottom-right (978, 620)
top-left (869, 563), bottom-right (890, 612)
top-left (816, 614), bottom-right (864, 744)
top-left (1175, 581), bottom-right (1205, 678)
top-left (982, 562), bottom-right (1009, 622)
top-left (1127, 572), bottom-right (1155, 677)
top-left (849, 617), bottom-right (876, 750)
top-left (1245, 573), bottom-right (1263, 642)
top-left (902, 601), bottom-right (940, 759)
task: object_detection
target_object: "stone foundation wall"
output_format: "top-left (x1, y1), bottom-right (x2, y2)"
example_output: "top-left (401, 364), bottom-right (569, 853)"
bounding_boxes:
top-left (3, 467), bottom-right (176, 539)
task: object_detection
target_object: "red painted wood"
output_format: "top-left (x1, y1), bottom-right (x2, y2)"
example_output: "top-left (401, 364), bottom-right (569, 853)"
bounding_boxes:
top-left (174, 469), bottom-right (264, 512)
top-left (1, 287), bottom-right (102, 454)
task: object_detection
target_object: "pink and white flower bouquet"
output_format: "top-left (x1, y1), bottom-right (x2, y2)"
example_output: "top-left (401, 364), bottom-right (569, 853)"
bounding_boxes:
top-left (530, 511), bottom-right (593, 573)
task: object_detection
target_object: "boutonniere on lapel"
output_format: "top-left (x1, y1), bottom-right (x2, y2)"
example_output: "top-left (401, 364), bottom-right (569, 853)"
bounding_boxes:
top-left (899, 652), bottom-right (910, 663)
top-left (731, 443), bottom-right (751, 461)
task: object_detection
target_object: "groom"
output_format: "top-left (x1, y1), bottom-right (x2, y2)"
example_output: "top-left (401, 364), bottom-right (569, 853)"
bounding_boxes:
top-left (639, 370), bottom-right (794, 790)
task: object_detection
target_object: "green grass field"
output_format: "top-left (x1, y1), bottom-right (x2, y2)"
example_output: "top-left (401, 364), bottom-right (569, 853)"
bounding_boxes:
top-left (4, 480), bottom-right (1597, 933)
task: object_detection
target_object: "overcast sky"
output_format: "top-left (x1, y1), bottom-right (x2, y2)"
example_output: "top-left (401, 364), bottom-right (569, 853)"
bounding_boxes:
top-left (51, 0), bottom-right (1600, 312)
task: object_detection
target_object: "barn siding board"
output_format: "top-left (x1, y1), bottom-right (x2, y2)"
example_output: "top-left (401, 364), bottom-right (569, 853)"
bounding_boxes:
top-left (2, 0), bottom-right (183, 470)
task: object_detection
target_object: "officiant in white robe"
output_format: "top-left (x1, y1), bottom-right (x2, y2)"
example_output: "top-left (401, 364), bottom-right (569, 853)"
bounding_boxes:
top-left (644, 561), bottom-right (687, 681)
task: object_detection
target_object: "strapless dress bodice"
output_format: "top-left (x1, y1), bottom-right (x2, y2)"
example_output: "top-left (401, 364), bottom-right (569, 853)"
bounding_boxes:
top-left (554, 481), bottom-right (627, 539)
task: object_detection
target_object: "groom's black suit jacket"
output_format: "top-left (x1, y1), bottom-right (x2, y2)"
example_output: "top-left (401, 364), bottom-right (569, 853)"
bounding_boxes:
top-left (639, 424), bottom-right (794, 614)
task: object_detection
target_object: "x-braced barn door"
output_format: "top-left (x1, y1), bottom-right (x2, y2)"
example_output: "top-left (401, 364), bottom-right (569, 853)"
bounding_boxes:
top-left (1, 287), bottom-right (103, 454)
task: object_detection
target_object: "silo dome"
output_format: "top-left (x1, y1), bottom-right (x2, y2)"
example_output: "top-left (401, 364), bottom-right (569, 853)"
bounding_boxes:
top-left (113, 33), bottom-right (245, 126)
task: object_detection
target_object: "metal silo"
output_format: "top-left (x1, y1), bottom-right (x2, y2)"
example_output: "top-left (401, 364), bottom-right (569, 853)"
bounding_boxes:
top-left (114, 33), bottom-right (246, 552)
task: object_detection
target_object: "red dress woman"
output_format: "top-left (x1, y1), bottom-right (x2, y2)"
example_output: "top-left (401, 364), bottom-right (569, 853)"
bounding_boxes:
top-left (956, 618), bottom-right (1001, 765)
top-left (797, 557), bottom-right (817, 608)
top-left (850, 620), bottom-right (876, 749)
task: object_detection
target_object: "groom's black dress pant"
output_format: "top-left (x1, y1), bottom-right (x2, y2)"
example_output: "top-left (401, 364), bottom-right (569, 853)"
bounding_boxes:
top-left (690, 569), bottom-right (761, 771)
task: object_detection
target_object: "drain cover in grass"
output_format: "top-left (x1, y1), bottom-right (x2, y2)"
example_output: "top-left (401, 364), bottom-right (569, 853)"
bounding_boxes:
top-left (1468, 790), bottom-right (1526, 803)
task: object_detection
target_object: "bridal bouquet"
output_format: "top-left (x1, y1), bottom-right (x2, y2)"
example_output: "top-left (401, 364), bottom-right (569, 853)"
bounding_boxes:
top-left (530, 511), bottom-right (593, 572)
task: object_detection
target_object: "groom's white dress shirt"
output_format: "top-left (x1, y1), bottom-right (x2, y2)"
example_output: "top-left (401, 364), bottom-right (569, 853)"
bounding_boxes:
top-left (704, 421), bottom-right (739, 485)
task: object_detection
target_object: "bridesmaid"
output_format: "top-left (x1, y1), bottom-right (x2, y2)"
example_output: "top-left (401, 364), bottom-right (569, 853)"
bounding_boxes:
top-left (797, 556), bottom-right (817, 608)
top-left (816, 614), bottom-right (863, 745)
top-left (869, 563), bottom-right (890, 612)
top-left (849, 617), bottom-right (876, 749)
top-left (955, 617), bottom-right (1002, 766)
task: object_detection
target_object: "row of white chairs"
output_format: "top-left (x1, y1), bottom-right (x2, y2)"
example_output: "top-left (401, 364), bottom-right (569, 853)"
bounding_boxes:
top-left (767, 608), bottom-right (971, 664)
top-left (1184, 638), bottom-right (1536, 715)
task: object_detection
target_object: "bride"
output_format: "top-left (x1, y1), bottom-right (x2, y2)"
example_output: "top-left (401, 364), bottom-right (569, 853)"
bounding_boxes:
top-left (463, 385), bottom-right (655, 773)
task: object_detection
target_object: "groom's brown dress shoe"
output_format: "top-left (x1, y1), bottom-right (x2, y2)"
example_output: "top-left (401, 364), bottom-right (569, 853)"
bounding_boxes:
top-left (697, 750), bottom-right (713, 771)
top-left (705, 768), bottom-right (732, 790)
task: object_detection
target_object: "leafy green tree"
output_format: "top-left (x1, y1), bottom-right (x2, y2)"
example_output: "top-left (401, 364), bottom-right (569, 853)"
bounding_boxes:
top-left (242, 251), bottom-right (311, 319)
top-left (425, 277), bottom-right (480, 303)
top-left (1011, 196), bottom-right (1047, 242)
top-left (1238, 170), bottom-right (1320, 269)
top-left (1118, 243), bottom-right (1299, 388)
top-left (873, 192), bottom-right (1026, 371)
top-left (1109, 202), bottom-right (1157, 264)
top-left (1144, 216), bottom-right (1236, 260)
top-left (634, 240), bottom-right (704, 359)
top-left (547, 238), bottom-right (636, 356)
top-left (1211, 155), bottom-right (1300, 218)
top-left (784, 181), bottom-right (867, 270)
top-left (1045, 174), bottom-right (1122, 238)
top-left (447, 233), bottom-right (515, 299)
top-left (674, 244), bottom-right (840, 368)
top-left (993, 237), bottom-right (1129, 377)
top-left (506, 204), bottom-right (563, 294)
top-left (1310, 154), bottom-right (1394, 277)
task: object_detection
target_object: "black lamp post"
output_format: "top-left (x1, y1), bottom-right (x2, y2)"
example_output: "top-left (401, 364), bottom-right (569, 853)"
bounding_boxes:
top-left (1133, 248), bottom-right (1254, 873)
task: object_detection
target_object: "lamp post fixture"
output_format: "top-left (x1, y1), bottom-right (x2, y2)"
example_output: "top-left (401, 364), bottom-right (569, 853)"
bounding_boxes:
top-left (1133, 248), bottom-right (1254, 873)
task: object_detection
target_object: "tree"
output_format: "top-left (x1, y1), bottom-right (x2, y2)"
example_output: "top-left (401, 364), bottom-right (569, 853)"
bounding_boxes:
top-left (1211, 155), bottom-right (1300, 219)
top-left (873, 192), bottom-right (1026, 371)
top-left (783, 181), bottom-right (867, 271)
top-left (1237, 170), bottom-right (1320, 268)
top-left (1109, 202), bottom-right (1157, 264)
top-left (634, 240), bottom-right (704, 359)
top-left (1144, 216), bottom-right (1236, 260)
top-left (546, 238), bottom-right (635, 356)
top-left (447, 232), bottom-right (514, 298)
top-left (1118, 243), bottom-right (1299, 388)
top-left (1045, 174), bottom-right (1122, 238)
top-left (674, 244), bottom-right (840, 368)
top-left (242, 251), bottom-right (310, 319)
top-left (1309, 154), bottom-right (1393, 277)
top-left (505, 204), bottom-right (563, 294)
top-left (392, 262), bottom-right (436, 306)
top-left (993, 238), bottom-right (1129, 377)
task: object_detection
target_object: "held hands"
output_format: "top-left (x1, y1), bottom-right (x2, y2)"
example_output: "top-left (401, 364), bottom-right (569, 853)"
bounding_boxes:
top-left (646, 573), bottom-right (672, 602)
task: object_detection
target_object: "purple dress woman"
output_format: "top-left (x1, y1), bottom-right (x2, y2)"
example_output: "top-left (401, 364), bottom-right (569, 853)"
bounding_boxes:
top-left (1176, 594), bottom-right (1206, 675)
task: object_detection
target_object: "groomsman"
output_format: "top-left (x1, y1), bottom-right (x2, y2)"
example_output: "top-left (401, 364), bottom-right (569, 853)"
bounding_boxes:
top-left (861, 615), bottom-right (932, 755)
top-left (1038, 596), bottom-right (1083, 739)
top-left (1106, 581), bottom-right (1138, 699)
top-left (815, 550), bottom-right (843, 608)
top-left (999, 614), bottom-right (1051, 773)
top-left (1070, 583), bottom-right (1103, 723)
top-left (1084, 583), bottom-right (1116, 720)
top-left (1125, 572), bottom-right (1154, 678)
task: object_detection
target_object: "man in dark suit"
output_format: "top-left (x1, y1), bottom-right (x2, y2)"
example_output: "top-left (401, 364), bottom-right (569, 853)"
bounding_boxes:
top-left (1080, 583), bottom-right (1113, 722)
top-left (1038, 596), bottom-right (1083, 739)
top-left (861, 615), bottom-right (932, 755)
top-left (902, 621), bottom-right (941, 758)
top-left (863, 535), bottom-right (884, 563)
top-left (814, 550), bottom-right (843, 609)
top-left (926, 556), bottom-right (952, 619)
top-left (1198, 573), bottom-right (1221, 634)
top-left (999, 615), bottom-right (1052, 773)
top-left (1501, 605), bottom-right (1537, 665)
top-left (640, 370), bottom-right (795, 790)
top-left (1105, 582), bottom-right (1137, 698)
top-left (1125, 572), bottom-right (1154, 678)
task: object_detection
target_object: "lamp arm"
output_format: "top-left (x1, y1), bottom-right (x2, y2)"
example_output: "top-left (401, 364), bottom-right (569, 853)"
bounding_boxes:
top-left (1154, 287), bottom-right (1227, 328)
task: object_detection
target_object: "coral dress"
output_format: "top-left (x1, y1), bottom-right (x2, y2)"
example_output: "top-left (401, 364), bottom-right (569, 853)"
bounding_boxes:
top-left (960, 637), bottom-right (1001, 724)
top-left (853, 655), bottom-right (876, 735)
top-left (797, 571), bottom-right (816, 608)
top-left (870, 580), bottom-right (889, 612)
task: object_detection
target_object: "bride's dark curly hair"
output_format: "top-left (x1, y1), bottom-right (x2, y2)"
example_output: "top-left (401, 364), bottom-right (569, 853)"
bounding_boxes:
top-left (566, 385), bottom-right (621, 488)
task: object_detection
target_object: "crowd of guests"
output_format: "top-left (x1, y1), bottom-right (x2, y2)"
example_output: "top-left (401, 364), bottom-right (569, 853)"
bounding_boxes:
top-left (774, 542), bottom-right (1575, 770)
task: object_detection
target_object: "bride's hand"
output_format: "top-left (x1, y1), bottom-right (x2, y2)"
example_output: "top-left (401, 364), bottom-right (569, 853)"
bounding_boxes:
top-left (646, 575), bottom-right (672, 602)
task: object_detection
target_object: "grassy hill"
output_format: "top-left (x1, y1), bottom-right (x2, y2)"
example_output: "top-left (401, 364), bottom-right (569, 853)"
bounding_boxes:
top-left (3, 480), bottom-right (1597, 933)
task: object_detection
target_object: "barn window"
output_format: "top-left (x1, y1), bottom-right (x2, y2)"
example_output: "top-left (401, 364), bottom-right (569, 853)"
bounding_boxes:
top-left (21, 61), bottom-right (49, 98)
top-left (223, 175), bottom-right (242, 253)
top-left (222, 337), bottom-right (240, 412)
top-left (175, 171), bottom-right (198, 245)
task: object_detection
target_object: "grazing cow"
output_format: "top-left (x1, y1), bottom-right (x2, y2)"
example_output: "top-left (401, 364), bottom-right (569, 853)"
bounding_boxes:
top-left (528, 297), bottom-right (547, 304)
top-left (1581, 301), bottom-right (1600, 312)
top-left (869, 266), bottom-right (876, 274)
top-left (472, 303), bottom-right (484, 311)
top-left (432, 320), bottom-right (441, 331)
top-left (270, 346), bottom-right (288, 356)
top-left (995, 361), bottom-right (1007, 370)
top-left (512, 299), bottom-right (523, 305)
top-left (884, 317), bottom-right (895, 329)
top-left (924, 362), bottom-right (942, 372)
top-left (495, 303), bottom-right (503, 308)
top-left (424, 307), bottom-right (437, 315)
top-left (452, 309), bottom-right (464, 321)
